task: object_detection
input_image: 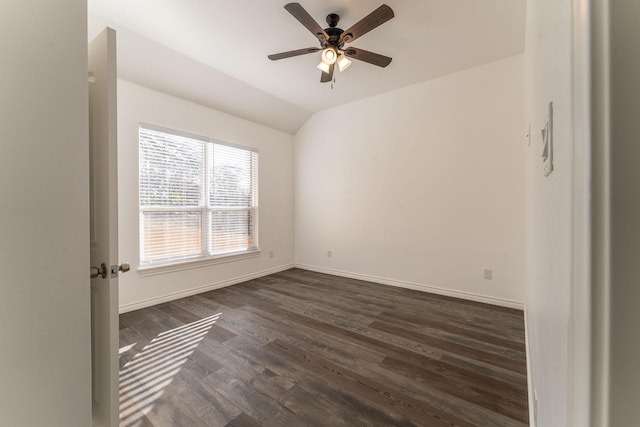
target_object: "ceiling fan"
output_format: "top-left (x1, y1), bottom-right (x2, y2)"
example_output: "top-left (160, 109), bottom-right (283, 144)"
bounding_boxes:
top-left (268, 3), bottom-right (394, 83)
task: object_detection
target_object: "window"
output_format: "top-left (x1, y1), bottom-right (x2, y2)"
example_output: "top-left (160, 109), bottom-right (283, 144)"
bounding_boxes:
top-left (139, 124), bottom-right (258, 267)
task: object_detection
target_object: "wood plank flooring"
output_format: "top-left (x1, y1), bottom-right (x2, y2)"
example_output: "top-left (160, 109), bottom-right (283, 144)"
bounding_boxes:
top-left (119, 268), bottom-right (529, 427)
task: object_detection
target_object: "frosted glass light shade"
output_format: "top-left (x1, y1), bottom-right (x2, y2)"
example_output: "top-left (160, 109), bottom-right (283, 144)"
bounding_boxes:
top-left (316, 62), bottom-right (330, 73)
top-left (321, 48), bottom-right (337, 65)
top-left (337, 54), bottom-right (352, 72)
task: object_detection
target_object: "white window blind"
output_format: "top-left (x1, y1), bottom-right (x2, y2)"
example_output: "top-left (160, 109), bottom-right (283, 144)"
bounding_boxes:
top-left (139, 124), bottom-right (258, 266)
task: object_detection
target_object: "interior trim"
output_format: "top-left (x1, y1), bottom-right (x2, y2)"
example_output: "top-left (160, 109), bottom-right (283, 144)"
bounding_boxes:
top-left (294, 263), bottom-right (525, 310)
top-left (137, 250), bottom-right (260, 277)
top-left (119, 263), bottom-right (294, 313)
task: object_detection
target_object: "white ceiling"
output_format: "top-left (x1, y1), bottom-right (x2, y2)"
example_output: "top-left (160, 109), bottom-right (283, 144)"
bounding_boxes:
top-left (88, 0), bottom-right (526, 134)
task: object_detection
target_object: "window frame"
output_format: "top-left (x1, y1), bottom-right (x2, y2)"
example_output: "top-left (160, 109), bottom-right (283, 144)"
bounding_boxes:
top-left (137, 123), bottom-right (259, 274)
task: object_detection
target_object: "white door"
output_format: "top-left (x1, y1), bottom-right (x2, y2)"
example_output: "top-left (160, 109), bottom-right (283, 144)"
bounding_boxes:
top-left (89, 27), bottom-right (121, 427)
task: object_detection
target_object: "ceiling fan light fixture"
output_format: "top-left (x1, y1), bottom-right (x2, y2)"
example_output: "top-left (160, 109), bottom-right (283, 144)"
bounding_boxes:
top-left (268, 4), bottom-right (395, 83)
top-left (316, 61), bottom-right (331, 73)
top-left (321, 48), bottom-right (337, 65)
top-left (337, 54), bottom-right (352, 72)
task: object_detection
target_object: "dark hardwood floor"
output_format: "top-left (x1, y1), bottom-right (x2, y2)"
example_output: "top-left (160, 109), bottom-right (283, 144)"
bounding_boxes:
top-left (119, 268), bottom-right (529, 427)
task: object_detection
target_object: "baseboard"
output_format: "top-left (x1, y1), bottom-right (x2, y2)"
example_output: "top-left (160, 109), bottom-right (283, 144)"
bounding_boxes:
top-left (524, 308), bottom-right (535, 426)
top-left (294, 263), bottom-right (524, 310)
top-left (120, 262), bottom-right (524, 313)
top-left (118, 263), bottom-right (295, 314)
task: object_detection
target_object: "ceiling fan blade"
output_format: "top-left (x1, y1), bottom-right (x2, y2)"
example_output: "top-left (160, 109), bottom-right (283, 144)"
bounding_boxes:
top-left (320, 63), bottom-right (335, 83)
top-left (268, 47), bottom-right (321, 61)
top-left (284, 3), bottom-right (328, 43)
top-left (339, 4), bottom-right (394, 44)
top-left (344, 47), bottom-right (392, 67)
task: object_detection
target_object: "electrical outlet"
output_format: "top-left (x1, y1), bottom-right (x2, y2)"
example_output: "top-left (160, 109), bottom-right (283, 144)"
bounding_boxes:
top-left (327, 250), bottom-right (332, 258)
top-left (484, 269), bottom-right (493, 280)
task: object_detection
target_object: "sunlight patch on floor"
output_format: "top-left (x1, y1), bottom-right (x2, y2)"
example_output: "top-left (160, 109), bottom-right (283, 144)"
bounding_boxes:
top-left (118, 313), bottom-right (221, 426)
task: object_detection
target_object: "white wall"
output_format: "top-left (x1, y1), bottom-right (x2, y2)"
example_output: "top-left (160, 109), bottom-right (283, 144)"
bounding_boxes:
top-left (0, 1), bottom-right (92, 425)
top-left (523, 0), bottom-right (574, 425)
top-left (294, 55), bottom-right (525, 308)
top-left (117, 80), bottom-right (294, 311)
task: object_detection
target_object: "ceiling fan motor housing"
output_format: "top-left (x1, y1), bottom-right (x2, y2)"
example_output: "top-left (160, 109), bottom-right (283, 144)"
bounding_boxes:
top-left (322, 14), bottom-right (345, 48)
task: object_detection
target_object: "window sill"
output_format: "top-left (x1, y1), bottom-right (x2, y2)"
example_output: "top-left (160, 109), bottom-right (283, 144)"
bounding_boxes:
top-left (137, 249), bottom-right (260, 277)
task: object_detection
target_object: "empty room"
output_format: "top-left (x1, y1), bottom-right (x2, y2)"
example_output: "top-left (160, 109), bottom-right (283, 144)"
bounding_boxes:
top-left (3, 0), bottom-right (640, 426)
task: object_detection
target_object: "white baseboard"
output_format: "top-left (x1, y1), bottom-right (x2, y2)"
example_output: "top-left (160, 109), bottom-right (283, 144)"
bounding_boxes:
top-left (120, 262), bottom-right (524, 313)
top-left (293, 263), bottom-right (524, 310)
top-left (118, 263), bottom-right (294, 314)
top-left (524, 308), bottom-right (536, 426)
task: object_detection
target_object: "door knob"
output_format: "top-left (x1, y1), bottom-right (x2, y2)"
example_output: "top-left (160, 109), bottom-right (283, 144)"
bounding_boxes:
top-left (91, 262), bottom-right (130, 279)
top-left (90, 263), bottom-right (108, 279)
top-left (109, 262), bottom-right (131, 278)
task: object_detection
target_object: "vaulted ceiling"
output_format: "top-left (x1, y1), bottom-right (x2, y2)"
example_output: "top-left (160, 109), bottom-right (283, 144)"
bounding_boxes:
top-left (88, 0), bottom-right (526, 133)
